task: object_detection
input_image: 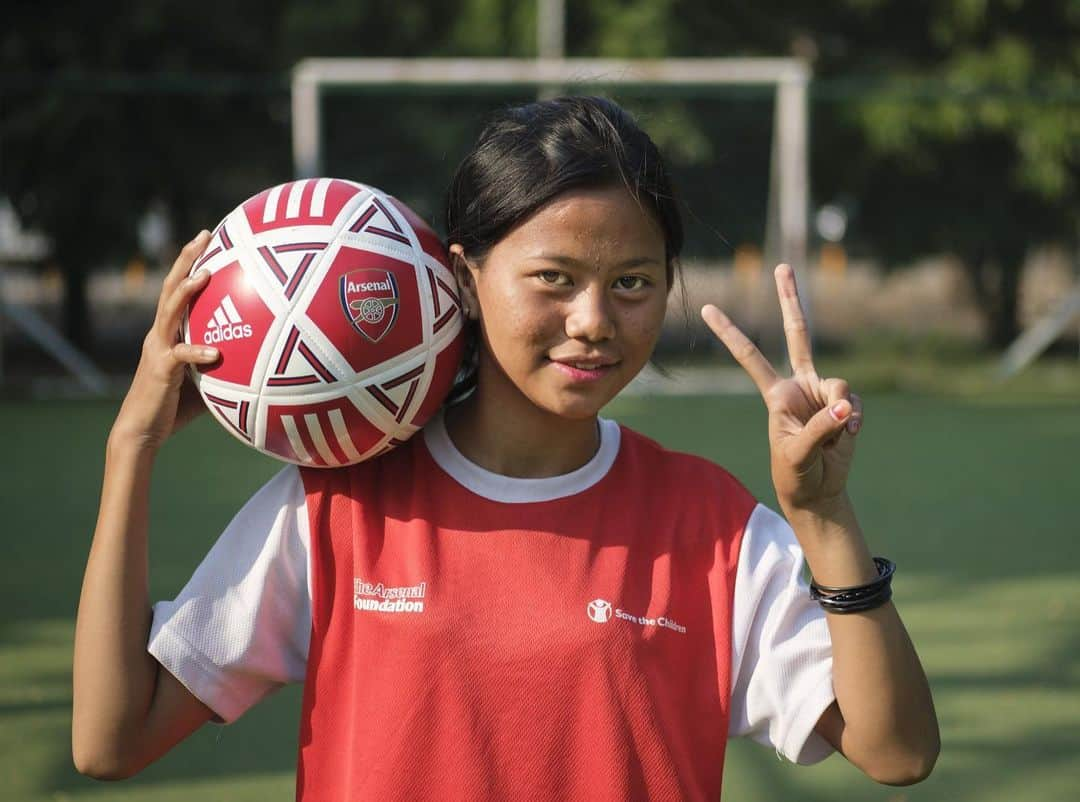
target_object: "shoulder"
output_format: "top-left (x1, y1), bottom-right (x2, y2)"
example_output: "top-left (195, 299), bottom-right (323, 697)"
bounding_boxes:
top-left (613, 423), bottom-right (757, 517)
top-left (616, 423), bottom-right (753, 495)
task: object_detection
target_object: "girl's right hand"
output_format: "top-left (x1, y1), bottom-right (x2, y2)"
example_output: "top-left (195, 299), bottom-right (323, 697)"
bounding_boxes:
top-left (110, 230), bottom-right (220, 452)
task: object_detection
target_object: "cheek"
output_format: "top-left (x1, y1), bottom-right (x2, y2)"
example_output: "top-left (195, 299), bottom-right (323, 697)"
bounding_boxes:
top-left (477, 282), bottom-right (556, 350)
top-left (625, 298), bottom-right (667, 346)
top-left (487, 308), bottom-right (550, 349)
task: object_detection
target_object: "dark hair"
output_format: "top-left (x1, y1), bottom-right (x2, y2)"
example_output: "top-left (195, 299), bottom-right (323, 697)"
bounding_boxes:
top-left (443, 96), bottom-right (685, 402)
top-left (445, 95), bottom-right (683, 281)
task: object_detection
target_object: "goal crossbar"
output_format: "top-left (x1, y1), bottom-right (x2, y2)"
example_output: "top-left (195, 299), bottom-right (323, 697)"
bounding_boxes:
top-left (293, 57), bottom-right (809, 89)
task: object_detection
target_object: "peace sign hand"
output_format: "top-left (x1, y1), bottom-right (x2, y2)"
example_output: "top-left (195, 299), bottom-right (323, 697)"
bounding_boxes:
top-left (702, 265), bottom-right (863, 519)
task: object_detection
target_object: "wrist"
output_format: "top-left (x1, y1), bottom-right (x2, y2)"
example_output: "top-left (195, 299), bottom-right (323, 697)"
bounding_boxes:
top-left (782, 494), bottom-right (879, 587)
top-left (106, 424), bottom-right (163, 461)
top-left (782, 492), bottom-right (857, 534)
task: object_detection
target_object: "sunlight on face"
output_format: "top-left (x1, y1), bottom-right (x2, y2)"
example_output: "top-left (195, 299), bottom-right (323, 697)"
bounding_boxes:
top-left (462, 185), bottom-right (669, 421)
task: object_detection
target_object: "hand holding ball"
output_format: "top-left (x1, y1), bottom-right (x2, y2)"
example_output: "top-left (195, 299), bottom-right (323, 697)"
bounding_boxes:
top-left (182, 179), bottom-right (465, 467)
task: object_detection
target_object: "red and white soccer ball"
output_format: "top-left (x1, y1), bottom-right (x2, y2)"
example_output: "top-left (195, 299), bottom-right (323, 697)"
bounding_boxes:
top-left (182, 178), bottom-right (465, 467)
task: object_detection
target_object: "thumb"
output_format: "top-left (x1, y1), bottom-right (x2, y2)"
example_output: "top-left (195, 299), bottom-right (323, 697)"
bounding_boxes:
top-left (789, 400), bottom-right (851, 467)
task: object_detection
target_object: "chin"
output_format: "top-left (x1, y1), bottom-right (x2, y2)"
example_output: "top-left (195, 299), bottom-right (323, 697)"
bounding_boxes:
top-left (550, 404), bottom-right (605, 421)
top-left (538, 391), bottom-right (618, 421)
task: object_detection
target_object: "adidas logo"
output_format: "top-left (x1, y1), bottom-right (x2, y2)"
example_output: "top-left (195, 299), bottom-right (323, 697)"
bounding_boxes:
top-left (203, 295), bottom-right (254, 344)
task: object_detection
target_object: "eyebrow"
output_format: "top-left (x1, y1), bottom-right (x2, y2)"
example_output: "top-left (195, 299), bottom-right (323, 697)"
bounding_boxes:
top-left (526, 254), bottom-right (663, 270)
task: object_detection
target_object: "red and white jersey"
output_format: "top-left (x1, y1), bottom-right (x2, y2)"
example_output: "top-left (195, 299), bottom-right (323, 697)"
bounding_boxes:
top-left (150, 412), bottom-right (836, 800)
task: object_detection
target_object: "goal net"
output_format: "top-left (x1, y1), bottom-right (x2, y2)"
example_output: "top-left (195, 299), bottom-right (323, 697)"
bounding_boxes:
top-left (290, 58), bottom-right (810, 367)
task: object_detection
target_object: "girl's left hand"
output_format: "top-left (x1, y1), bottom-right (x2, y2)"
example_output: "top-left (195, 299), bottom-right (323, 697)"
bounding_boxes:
top-left (701, 264), bottom-right (862, 518)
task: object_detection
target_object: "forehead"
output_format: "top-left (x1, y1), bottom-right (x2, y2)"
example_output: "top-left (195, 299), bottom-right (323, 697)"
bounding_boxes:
top-left (495, 185), bottom-right (665, 260)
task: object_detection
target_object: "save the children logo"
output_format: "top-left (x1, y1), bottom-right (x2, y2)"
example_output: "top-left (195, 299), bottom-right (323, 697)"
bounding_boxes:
top-left (587, 599), bottom-right (613, 623)
top-left (586, 598), bottom-right (686, 634)
top-left (354, 578), bottom-right (427, 614)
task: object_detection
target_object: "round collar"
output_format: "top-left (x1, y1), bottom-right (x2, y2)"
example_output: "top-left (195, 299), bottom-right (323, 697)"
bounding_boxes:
top-left (422, 408), bottom-right (621, 503)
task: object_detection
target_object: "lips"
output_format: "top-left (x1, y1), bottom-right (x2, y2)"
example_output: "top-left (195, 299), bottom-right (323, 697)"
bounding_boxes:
top-left (546, 355), bottom-right (620, 383)
top-left (548, 355), bottom-right (620, 370)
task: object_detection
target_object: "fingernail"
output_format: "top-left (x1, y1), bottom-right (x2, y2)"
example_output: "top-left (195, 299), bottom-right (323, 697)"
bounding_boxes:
top-left (201, 347), bottom-right (219, 359)
top-left (829, 401), bottom-right (850, 421)
top-left (193, 268), bottom-right (210, 281)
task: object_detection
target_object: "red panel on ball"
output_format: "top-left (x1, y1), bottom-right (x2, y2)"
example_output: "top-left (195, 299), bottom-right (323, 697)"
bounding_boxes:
top-left (189, 261), bottom-right (275, 387)
top-left (387, 197), bottom-right (449, 268)
top-left (243, 179), bottom-right (366, 235)
top-left (411, 332), bottom-right (466, 426)
top-left (305, 246), bottom-right (424, 375)
top-left (264, 396), bottom-right (385, 467)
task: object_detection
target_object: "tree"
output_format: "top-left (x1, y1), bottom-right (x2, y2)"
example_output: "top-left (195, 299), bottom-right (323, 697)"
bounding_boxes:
top-left (805, 0), bottom-right (1079, 347)
top-left (4, 0), bottom-right (1075, 352)
top-left (572, 0), bottom-right (1079, 347)
top-left (1, 1), bottom-right (292, 349)
top-left (0, 0), bottom-right (515, 351)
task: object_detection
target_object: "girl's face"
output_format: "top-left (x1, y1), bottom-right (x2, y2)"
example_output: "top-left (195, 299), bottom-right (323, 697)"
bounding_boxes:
top-left (455, 185), bottom-right (669, 421)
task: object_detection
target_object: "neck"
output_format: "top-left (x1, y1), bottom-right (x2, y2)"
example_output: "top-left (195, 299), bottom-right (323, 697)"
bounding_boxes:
top-left (443, 379), bottom-right (600, 480)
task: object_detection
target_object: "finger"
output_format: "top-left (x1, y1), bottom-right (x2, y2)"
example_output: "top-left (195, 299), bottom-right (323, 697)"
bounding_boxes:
top-left (774, 264), bottom-right (815, 376)
top-left (155, 267), bottom-right (211, 344)
top-left (787, 398), bottom-right (852, 469)
top-left (820, 377), bottom-right (850, 409)
top-left (846, 393), bottom-right (863, 435)
top-left (170, 341), bottom-right (220, 365)
top-left (160, 230), bottom-right (211, 306)
top-left (701, 304), bottom-right (778, 396)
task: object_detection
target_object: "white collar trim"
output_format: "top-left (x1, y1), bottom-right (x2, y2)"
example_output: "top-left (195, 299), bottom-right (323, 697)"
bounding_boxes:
top-left (423, 409), bottom-right (621, 504)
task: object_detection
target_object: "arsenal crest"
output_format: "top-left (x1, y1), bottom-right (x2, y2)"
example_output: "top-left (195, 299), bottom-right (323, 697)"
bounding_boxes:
top-left (340, 269), bottom-right (400, 342)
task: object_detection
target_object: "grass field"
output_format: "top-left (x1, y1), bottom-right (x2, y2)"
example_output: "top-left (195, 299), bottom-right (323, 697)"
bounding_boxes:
top-left (2, 388), bottom-right (1078, 801)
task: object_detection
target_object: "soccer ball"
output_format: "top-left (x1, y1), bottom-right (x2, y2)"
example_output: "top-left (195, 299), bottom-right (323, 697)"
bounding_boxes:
top-left (182, 178), bottom-right (465, 467)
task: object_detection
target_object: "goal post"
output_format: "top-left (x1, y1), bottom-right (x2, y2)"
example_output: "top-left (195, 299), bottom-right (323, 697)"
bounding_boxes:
top-left (290, 57), bottom-right (812, 348)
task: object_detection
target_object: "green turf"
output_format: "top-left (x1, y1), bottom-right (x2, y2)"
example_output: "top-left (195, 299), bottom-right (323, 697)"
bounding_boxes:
top-left (2, 392), bottom-right (1078, 801)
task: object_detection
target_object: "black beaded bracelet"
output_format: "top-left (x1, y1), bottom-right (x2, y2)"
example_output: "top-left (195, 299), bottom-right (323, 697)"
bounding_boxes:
top-left (809, 557), bottom-right (896, 614)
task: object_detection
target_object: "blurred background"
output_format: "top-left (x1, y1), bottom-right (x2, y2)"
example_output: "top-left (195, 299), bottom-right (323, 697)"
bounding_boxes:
top-left (1, 1), bottom-right (1077, 801)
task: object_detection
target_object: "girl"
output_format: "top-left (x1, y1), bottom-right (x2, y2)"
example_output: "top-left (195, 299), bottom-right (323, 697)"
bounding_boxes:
top-left (73, 96), bottom-right (939, 799)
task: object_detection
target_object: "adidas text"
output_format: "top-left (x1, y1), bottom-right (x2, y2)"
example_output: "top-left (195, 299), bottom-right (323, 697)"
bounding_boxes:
top-left (204, 323), bottom-right (253, 344)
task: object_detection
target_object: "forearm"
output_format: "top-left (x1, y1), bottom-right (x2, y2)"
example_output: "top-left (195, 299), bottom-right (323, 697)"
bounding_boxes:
top-left (787, 497), bottom-right (939, 785)
top-left (72, 433), bottom-right (162, 775)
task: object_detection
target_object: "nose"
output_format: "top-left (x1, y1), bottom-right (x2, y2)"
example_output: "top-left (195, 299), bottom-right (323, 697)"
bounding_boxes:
top-left (564, 285), bottom-right (616, 342)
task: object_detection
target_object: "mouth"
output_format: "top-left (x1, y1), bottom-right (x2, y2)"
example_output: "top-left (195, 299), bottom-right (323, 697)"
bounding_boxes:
top-left (547, 356), bottom-right (620, 381)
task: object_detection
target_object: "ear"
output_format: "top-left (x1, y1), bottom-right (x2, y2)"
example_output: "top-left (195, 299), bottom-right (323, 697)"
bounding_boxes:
top-left (449, 244), bottom-right (480, 320)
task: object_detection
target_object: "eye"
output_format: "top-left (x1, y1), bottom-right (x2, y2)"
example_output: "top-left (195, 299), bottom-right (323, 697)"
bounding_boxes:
top-left (614, 275), bottom-right (651, 291)
top-left (537, 270), bottom-right (571, 287)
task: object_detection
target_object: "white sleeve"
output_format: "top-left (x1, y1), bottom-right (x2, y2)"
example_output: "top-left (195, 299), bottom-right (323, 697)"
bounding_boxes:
top-left (148, 464), bottom-right (312, 724)
top-left (727, 503), bottom-right (836, 765)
